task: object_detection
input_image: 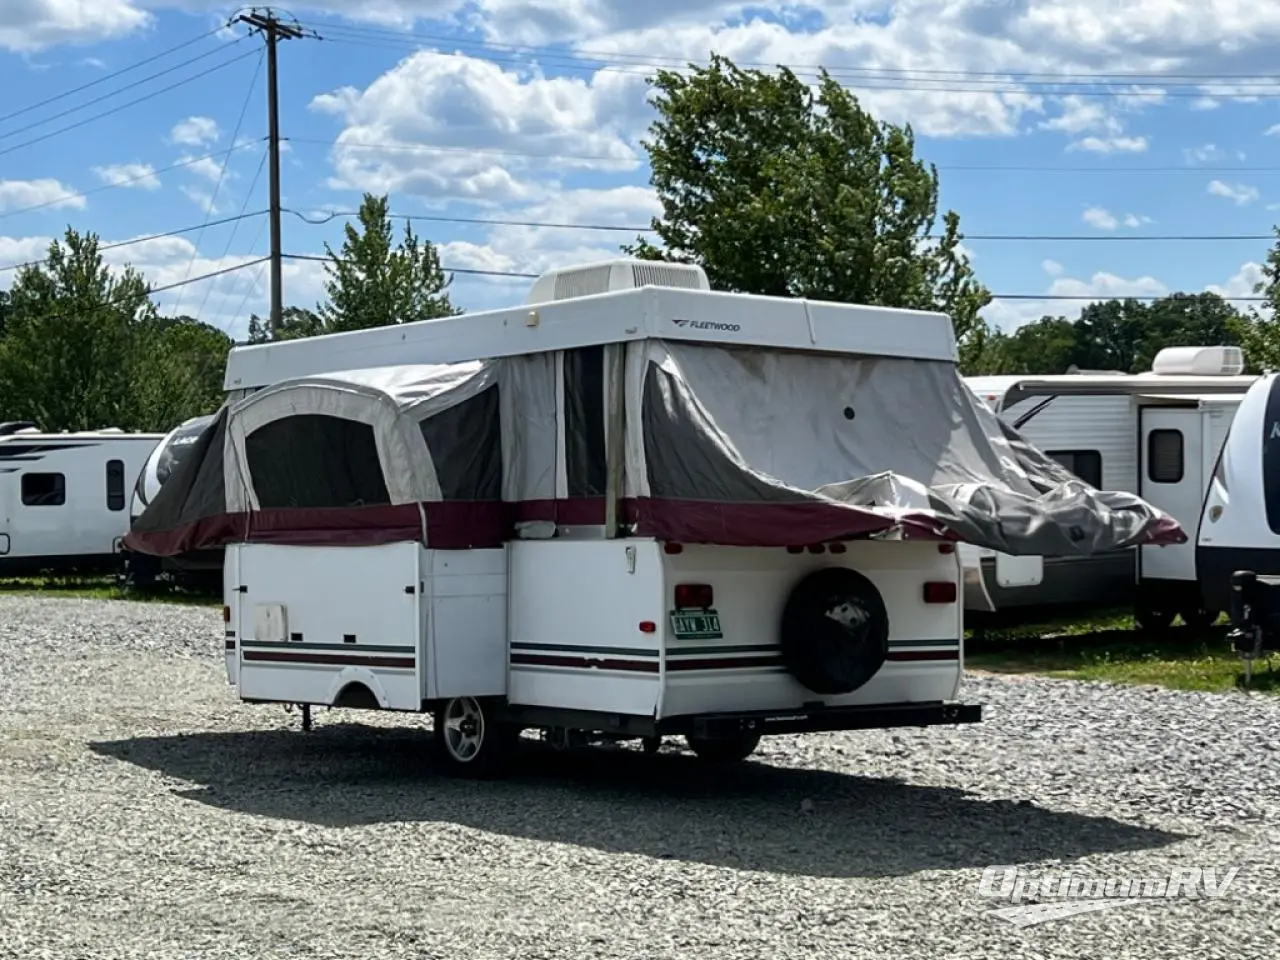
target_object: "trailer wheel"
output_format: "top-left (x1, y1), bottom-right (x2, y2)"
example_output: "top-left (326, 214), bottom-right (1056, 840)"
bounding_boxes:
top-left (1134, 601), bottom-right (1175, 633)
top-left (1180, 607), bottom-right (1220, 631)
top-left (433, 696), bottom-right (514, 779)
top-left (779, 567), bottom-right (889, 695)
top-left (686, 733), bottom-right (761, 763)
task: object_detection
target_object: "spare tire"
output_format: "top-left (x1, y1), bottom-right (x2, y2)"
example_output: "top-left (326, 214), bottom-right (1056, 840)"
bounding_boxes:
top-left (779, 567), bottom-right (890, 695)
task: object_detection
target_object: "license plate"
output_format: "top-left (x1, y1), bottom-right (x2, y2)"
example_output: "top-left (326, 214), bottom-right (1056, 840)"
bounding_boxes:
top-left (670, 611), bottom-right (723, 640)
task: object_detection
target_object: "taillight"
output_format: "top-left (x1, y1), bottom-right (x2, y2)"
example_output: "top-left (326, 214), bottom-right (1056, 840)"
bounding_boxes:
top-left (923, 581), bottom-right (957, 604)
top-left (222, 605), bottom-right (231, 623)
top-left (674, 583), bottom-right (713, 609)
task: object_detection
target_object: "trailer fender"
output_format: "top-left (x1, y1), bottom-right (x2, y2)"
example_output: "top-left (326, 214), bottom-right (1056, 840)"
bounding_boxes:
top-left (779, 566), bottom-right (890, 696)
top-left (326, 668), bottom-right (391, 709)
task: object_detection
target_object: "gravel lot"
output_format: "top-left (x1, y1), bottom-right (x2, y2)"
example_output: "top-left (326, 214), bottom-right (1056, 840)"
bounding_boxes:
top-left (2, 595), bottom-right (1280, 959)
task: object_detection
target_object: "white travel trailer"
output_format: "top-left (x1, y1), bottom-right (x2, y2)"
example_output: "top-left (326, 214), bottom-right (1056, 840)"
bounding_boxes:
top-left (119, 413), bottom-right (223, 588)
top-left (0, 428), bottom-right (164, 576)
top-left (961, 345), bottom-right (1256, 629)
top-left (125, 260), bottom-right (1179, 777)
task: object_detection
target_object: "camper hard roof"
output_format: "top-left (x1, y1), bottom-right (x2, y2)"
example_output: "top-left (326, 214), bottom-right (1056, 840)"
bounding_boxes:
top-left (223, 270), bottom-right (957, 392)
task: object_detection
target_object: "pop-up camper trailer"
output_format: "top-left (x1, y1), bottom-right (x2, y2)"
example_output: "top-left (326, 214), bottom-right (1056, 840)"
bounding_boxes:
top-left (119, 414), bottom-right (223, 589)
top-left (125, 259), bottom-right (1183, 777)
top-left (962, 345), bottom-right (1255, 628)
top-left (0, 428), bottom-right (164, 576)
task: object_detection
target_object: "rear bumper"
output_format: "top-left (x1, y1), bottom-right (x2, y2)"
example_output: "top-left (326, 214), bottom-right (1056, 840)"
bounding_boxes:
top-left (676, 700), bottom-right (983, 739)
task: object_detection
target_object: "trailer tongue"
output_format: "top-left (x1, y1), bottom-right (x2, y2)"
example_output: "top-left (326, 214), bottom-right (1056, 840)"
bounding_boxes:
top-left (125, 259), bottom-right (1183, 777)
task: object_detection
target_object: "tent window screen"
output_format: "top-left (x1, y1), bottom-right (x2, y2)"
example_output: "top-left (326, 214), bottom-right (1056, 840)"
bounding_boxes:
top-left (562, 346), bottom-right (606, 497)
top-left (418, 385), bottom-right (501, 501)
top-left (245, 414), bottom-right (390, 509)
top-left (1147, 429), bottom-right (1184, 484)
top-left (1046, 450), bottom-right (1102, 488)
top-left (22, 472), bottom-right (65, 506)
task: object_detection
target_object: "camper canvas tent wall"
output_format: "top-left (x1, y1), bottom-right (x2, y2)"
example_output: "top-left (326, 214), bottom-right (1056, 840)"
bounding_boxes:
top-left (118, 413), bottom-right (222, 589)
top-left (961, 345), bottom-right (1255, 629)
top-left (125, 259), bottom-right (1184, 777)
top-left (0, 428), bottom-right (164, 576)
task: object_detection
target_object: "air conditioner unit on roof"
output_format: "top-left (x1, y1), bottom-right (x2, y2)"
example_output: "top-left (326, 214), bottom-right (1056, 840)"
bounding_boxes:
top-left (1150, 345), bottom-right (1245, 376)
top-left (524, 258), bottom-right (711, 304)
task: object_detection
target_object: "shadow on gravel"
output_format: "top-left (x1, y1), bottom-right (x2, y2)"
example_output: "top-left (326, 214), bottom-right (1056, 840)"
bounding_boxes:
top-left (90, 724), bottom-right (1189, 879)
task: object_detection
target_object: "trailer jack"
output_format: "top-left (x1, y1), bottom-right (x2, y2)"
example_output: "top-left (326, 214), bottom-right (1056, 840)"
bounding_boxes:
top-left (284, 702), bottom-right (313, 731)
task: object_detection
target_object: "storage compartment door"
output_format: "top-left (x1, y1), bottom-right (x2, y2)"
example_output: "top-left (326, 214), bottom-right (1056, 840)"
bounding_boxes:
top-left (994, 551), bottom-right (1043, 587)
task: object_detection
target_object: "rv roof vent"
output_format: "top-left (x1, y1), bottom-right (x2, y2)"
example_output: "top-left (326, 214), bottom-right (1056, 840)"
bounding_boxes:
top-left (524, 258), bottom-right (710, 305)
top-left (0, 420), bottom-right (37, 435)
top-left (1150, 345), bottom-right (1245, 377)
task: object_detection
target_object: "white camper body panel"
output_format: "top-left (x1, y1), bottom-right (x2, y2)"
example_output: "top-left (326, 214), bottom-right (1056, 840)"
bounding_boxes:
top-left (962, 357), bottom-right (1254, 617)
top-left (213, 269), bottom-right (981, 767)
top-left (227, 539), bottom-right (963, 721)
top-left (0, 431), bottom-right (163, 573)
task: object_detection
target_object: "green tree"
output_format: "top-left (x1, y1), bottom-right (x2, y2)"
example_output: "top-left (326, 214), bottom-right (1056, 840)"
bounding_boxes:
top-left (247, 305), bottom-right (324, 343)
top-left (1240, 227), bottom-right (1280, 372)
top-left (0, 228), bottom-right (157, 431)
top-left (622, 54), bottom-right (992, 361)
top-left (317, 193), bottom-right (460, 332)
top-left (130, 317), bottom-right (233, 428)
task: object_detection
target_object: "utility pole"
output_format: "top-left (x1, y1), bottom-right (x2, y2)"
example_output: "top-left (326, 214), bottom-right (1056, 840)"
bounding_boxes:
top-left (233, 8), bottom-right (310, 337)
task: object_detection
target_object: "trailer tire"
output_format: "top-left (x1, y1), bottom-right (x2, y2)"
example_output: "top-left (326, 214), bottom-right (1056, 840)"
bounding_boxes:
top-left (432, 696), bottom-right (515, 779)
top-left (779, 567), bottom-right (889, 696)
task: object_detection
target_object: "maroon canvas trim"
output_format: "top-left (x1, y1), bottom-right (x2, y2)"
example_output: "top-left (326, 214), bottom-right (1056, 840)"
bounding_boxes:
top-left (123, 493), bottom-right (1186, 557)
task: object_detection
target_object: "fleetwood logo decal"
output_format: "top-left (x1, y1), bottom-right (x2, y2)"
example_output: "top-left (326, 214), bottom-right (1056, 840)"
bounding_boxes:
top-left (671, 317), bottom-right (741, 332)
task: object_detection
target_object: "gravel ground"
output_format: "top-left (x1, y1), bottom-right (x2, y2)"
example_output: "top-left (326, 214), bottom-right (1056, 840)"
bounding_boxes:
top-left (2, 595), bottom-right (1280, 960)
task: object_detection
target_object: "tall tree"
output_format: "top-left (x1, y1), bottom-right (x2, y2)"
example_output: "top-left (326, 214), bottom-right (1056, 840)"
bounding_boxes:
top-left (246, 306), bottom-right (324, 343)
top-left (623, 54), bottom-right (992, 361)
top-left (0, 228), bottom-right (157, 430)
top-left (317, 193), bottom-right (460, 332)
top-left (1240, 226), bottom-right (1280, 372)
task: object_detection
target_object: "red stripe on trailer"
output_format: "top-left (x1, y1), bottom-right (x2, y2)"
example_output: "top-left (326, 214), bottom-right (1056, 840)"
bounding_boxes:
top-left (510, 652), bottom-right (660, 674)
top-left (242, 649), bottom-right (416, 670)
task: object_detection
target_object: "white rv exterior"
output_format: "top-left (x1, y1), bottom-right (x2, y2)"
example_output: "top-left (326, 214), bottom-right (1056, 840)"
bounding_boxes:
top-left (963, 345), bottom-right (1255, 627)
top-left (199, 260), bottom-right (986, 776)
top-left (0, 428), bottom-right (164, 576)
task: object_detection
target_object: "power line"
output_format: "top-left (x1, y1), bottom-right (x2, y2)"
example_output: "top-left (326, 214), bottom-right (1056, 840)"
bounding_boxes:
top-left (0, 26), bottom-right (225, 125)
top-left (0, 40), bottom-right (248, 143)
top-left (0, 208), bottom-right (267, 272)
top-left (171, 47), bottom-right (265, 316)
top-left (281, 252), bottom-right (536, 278)
top-left (286, 136), bottom-right (1280, 175)
top-left (282, 253), bottom-right (1267, 302)
top-left (283, 207), bottom-right (1280, 243)
top-left (224, 215), bottom-right (272, 325)
top-left (0, 47), bottom-right (260, 161)
top-left (195, 145), bottom-right (270, 320)
top-left (0, 140), bottom-right (264, 220)
top-left (0, 211), bottom-right (268, 274)
top-left (304, 20), bottom-right (1280, 85)
top-left (306, 24), bottom-right (1280, 100)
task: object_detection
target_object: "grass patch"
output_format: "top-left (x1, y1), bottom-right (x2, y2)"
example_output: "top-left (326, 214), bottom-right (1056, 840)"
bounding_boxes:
top-left (966, 605), bottom-right (1280, 695)
top-left (0, 574), bottom-right (219, 607)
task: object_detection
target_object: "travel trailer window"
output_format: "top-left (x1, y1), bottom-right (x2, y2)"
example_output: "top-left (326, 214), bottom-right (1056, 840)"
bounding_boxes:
top-left (21, 472), bottom-right (65, 506)
top-left (245, 414), bottom-right (390, 509)
top-left (1147, 429), bottom-right (1184, 484)
top-left (1046, 450), bottom-right (1102, 488)
top-left (418, 384), bottom-right (502, 500)
top-left (106, 459), bottom-right (125, 511)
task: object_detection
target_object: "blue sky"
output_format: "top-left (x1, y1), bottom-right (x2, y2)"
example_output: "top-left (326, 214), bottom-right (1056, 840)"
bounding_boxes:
top-left (1, 1), bottom-right (1279, 340)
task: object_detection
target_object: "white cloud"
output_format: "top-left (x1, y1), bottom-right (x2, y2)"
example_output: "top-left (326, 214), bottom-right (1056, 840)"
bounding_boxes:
top-left (1081, 207), bottom-right (1152, 231)
top-left (0, 0), bottom-right (147, 52)
top-left (1070, 135), bottom-right (1149, 154)
top-left (1267, 123), bottom-right (1280, 136)
top-left (1184, 143), bottom-right (1226, 164)
top-left (1206, 261), bottom-right (1268, 315)
top-left (0, 179), bottom-right (84, 212)
top-left (1082, 206), bottom-right (1118, 230)
top-left (181, 155), bottom-right (231, 184)
top-left (1042, 259), bottom-right (1064, 277)
top-left (169, 116), bottom-right (220, 147)
top-left (92, 163), bottom-right (160, 190)
top-left (1208, 179), bottom-right (1260, 205)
